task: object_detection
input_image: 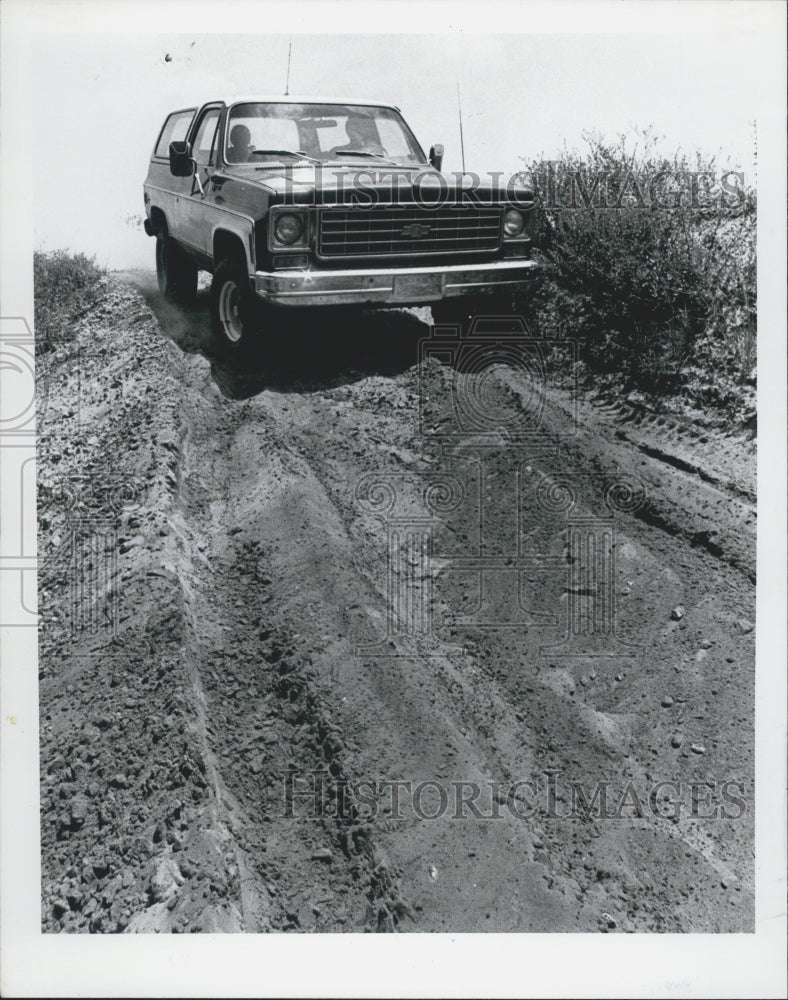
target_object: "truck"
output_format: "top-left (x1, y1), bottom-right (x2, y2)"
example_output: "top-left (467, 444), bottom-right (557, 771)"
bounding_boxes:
top-left (143, 96), bottom-right (538, 351)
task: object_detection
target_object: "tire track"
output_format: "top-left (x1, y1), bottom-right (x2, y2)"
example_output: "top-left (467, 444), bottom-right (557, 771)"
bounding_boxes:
top-left (41, 274), bottom-right (753, 934)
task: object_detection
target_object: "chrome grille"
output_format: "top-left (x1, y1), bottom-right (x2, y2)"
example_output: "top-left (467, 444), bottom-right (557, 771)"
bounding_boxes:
top-left (318, 205), bottom-right (503, 258)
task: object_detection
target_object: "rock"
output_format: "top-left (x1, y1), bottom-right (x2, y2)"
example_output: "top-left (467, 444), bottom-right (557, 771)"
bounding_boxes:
top-left (736, 618), bottom-right (754, 634)
top-left (690, 744), bottom-right (706, 755)
top-left (148, 857), bottom-right (184, 902)
top-left (661, 696), bottom-right (674, 708)
top-left (59, 782), bottom-right (76, 801)
top-left (70, 795), bottom-right (89, 829)
top-left (52, 898), bottom-right (69, 918)
top-left (670, 606), bottom-right (685, 621)
top-left (614, 673), bottom-right (623, 682)
top-left (701, 639), bottom-right (713, 649)
top-left (671, 734), bottom-right (683, 748)
top-left (311, 847), bottom-right (333, 862)
top-left (103, 876), bottom-right (122, 904)
top-left (66, 890), bottom-right (82, 911)
top-left (109, 773), bottom-right (129, 789)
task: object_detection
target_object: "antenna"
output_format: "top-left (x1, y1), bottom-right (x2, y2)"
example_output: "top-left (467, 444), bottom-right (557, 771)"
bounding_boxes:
top-left (285, 40), bottom-right (292, 95)
top-left (456, 83), bottom-right (466, 173)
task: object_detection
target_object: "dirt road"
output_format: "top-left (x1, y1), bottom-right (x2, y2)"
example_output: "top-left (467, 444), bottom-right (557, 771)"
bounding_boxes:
top-left (38, 272), bottom-right (755, 933)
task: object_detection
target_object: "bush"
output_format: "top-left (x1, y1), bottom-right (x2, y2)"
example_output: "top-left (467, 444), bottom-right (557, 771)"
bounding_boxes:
top-left (518, 130), bottom-right (756, 422)
top-left (34, 250), bottom-right (106, 355)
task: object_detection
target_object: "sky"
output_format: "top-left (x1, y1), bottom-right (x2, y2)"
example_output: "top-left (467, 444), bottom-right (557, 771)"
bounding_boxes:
top-left (25, 15), bottom-right (777, 269)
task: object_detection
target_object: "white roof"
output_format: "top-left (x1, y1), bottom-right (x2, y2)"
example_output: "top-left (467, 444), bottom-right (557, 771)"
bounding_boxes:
top-left (224, 95), bottom-right (400, 110)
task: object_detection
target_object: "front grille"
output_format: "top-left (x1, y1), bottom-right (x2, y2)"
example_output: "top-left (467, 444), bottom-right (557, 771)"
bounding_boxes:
top-left (318, 204), bottom-right (503, 259)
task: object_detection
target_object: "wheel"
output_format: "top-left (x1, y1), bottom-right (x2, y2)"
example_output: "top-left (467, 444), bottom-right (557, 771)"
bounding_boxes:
top-left (156, 234), bottom-right (198, 303)
top-left (210, 259), bottom-right (262, 353)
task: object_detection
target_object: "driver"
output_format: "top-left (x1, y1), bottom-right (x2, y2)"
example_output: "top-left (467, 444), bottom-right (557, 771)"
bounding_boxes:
top-left (332, 117), bottom-right (384, 155)
top-left (227, 124), bottom-right (254, 162)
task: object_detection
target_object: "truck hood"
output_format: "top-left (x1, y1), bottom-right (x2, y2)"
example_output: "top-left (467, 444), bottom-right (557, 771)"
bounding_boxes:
top-left (217, 163), bottom-right (533, 207)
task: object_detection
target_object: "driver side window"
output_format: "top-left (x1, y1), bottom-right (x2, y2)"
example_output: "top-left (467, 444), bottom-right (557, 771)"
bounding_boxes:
top-left (192, 109), bottom-right (221, 166)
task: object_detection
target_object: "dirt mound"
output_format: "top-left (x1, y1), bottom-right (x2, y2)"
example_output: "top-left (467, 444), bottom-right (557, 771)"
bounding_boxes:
top-left (38, 276), bottom-right (755, 932)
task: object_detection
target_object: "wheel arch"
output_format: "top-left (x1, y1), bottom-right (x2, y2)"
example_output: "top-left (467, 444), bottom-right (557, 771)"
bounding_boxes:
top-left (213, 227), bottom-right (253, 275)
top-left (149, 207), bottom-right (168, 236)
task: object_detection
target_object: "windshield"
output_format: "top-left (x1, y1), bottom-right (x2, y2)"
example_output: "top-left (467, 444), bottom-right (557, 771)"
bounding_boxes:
top-left (224, 102), bottom-right (427, 166)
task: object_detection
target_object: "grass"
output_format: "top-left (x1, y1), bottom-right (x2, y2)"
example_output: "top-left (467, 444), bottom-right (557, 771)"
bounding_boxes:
top-left (516, 130), bottom-right (756, 428)
top-left (34, 250), bottom-right (106, 356)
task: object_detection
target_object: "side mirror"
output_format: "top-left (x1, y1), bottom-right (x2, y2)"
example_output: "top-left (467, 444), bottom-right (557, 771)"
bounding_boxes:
top-left (169, 140), bottom-right (194, 177)
top-left (429, 144), bottom-right (444, 172)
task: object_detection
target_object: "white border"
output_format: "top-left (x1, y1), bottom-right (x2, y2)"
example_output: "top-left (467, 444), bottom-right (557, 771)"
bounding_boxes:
top-left (1, 2), bottom-right (785, 997)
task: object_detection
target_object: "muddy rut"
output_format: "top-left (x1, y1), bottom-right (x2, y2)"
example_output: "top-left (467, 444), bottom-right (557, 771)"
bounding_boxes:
top-left (37, 273), bottom-right (755, 933)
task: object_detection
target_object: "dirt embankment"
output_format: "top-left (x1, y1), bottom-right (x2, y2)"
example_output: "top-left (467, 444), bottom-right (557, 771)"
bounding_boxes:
top-left (38, 274), bottom-right (755, 933)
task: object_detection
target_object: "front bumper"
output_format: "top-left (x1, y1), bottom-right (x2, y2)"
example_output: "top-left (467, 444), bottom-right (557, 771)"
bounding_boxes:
top-left (252, 259), bottom-right (539, 307)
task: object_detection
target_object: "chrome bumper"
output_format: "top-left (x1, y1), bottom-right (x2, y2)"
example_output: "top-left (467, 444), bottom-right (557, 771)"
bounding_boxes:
top-left (253, 259), bottom-right (539, 307)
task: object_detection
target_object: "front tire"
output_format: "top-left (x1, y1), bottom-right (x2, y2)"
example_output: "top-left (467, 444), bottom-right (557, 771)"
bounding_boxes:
top-left (210, 259), bottom-right (261, 353)
top-left (156, 234), bottom-right (198, 303)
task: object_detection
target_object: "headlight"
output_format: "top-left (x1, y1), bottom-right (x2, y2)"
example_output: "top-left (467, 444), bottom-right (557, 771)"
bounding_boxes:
top-left (503, 208), bottom-right (525, 238)
top-left (274, 213), bottom-right (304, 246)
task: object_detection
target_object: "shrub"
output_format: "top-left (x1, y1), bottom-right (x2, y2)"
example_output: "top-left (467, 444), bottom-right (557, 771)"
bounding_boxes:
top-left (34, 250), bottom-right (106, 355)
top-left (517, 130), bottom-right (756, 421)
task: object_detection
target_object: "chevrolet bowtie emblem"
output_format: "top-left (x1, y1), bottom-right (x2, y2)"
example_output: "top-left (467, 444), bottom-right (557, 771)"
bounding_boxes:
top-left (400, 222), bottom-right (431, 238)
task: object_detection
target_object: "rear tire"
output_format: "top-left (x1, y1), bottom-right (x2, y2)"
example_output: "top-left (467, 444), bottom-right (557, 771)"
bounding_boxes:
top-left (156, 234), bottom-right (198, 303)
top-left (210, 259), bottom-right (262, 353)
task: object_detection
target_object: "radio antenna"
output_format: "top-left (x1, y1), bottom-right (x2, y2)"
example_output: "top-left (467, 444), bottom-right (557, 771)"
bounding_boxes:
top-left (457, 82), bottom-right (466, 172)
top-left (285, 40), bottom-right (292, 95)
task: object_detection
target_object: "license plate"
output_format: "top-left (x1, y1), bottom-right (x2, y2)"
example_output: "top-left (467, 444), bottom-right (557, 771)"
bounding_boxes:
top-left (392, 273), bottom-right (443, 302)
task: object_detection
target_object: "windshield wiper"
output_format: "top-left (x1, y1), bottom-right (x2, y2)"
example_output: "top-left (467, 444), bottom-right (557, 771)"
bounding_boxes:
top-left (250, 149), bottom-right (319, 162)
top-left (329, 149), bottom-right (388, 160)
